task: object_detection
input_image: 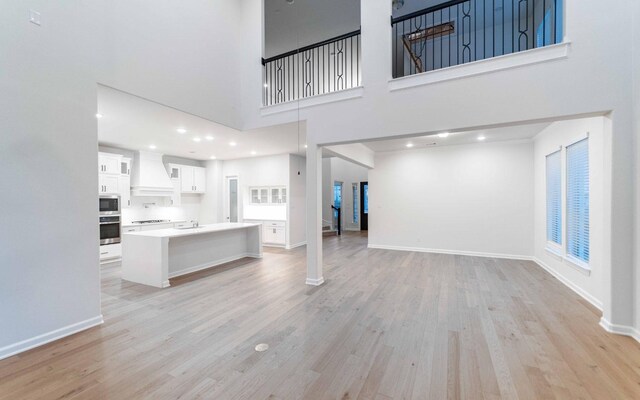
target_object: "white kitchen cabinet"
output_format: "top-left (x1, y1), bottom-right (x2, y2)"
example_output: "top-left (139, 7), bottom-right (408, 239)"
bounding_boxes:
top-left (260, 188), bottom-right (269, 203)
top-left (262, 221), bottom-right (286, 245)
top-left (169, 178), bottom-right (181, 206)
top-left (120, 157), bottom-right (131, 176)
top-left (250, 186), bottom-right (287, 204)
top-left (180, 166), bottom-right (206, 194)
top-left (122, 226), bottom-right (141, 233)
top-left (120, 175), bottom-right (131, 207)
top-left (99, 243), bottom-right (122, 262)
top-left (250, 188), bottom-right (261, 204)
top-left (99, 174), bottom-right (119, 194)
top-left (270, 187), bottom-right (287, 204)
top-left (168, 165), bottom-right (181, 180)
top-left (119, 157), bottom-right (132, 207)
top-left (98, 153), bottom-right (121, 175)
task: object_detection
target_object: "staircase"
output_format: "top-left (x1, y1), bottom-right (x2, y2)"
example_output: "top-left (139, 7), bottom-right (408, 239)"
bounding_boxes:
top-left (322, 220), bottom-right (338, 237)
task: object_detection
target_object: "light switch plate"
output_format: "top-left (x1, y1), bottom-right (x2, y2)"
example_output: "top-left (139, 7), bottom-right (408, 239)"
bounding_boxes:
top-left (29, 9), bottom-right (41, 26)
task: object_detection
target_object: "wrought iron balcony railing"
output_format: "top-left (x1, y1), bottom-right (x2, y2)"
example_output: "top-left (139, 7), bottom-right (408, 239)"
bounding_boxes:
top-left (392, 0), bottom-right (563, 78)
top-left (262, 30), bottom-right (361, 107)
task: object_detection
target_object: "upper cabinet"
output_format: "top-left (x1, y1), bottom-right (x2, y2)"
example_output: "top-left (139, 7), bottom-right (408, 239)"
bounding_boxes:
top-left (99, 174), bottom-right (119, 194)
top-left (120, 157), bottom-right (132, 207)
top-left (180, 165), bottom-right (206, 194)
top-left (250, 186), bottom-right (287, 205)
top-left (98, 153), bottom-right (121, 175)
top-left (98, 153), bottom-right (132, 207)
top-left (120, 158), bottom-right (131, 176)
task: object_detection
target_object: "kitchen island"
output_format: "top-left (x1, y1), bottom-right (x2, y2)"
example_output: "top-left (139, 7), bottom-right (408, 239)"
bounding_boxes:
top-left (121, 223), bottom-right (262, 288)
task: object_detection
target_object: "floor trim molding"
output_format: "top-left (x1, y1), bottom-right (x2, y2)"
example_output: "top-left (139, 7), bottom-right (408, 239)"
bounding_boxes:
top-left (0, 315), bottom-right (104, 361)
top-left (286, 241), bottom-right (307, 250)
top-left (367, 244), bottom-right (532, 261)
top-left (305, 277), bottom-right (325, 286)
top-left (599, 317), bottom-right (640, 343)
top-left (531, 257), bottom-right (603, 311)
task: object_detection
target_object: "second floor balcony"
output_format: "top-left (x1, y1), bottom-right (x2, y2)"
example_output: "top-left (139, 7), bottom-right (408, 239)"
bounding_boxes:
top-left (262, 0), bottom-right (563, 107)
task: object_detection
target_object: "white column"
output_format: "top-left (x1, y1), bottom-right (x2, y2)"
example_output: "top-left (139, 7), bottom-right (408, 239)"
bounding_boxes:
top-left (305, 142), bottom-right (324, 286)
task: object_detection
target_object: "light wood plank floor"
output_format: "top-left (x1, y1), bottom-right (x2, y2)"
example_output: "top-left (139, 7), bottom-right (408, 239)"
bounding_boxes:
top-left (1, 232), bottom-right (639, 399)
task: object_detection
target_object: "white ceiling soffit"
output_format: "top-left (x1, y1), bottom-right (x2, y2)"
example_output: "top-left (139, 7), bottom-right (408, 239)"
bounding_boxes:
top-left (97, 85), bottom-right (306, 161)
top-left (362, 123), bottom-right (551, 153)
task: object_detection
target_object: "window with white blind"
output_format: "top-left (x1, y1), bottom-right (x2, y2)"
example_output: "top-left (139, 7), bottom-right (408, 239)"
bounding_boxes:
top-left (546, 150), bottom-right (562, 246)
top-left (566, 138), bottom-right (590, 264)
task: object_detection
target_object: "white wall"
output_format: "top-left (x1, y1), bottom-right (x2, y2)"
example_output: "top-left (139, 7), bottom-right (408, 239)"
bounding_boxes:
top-left (97, 0), bottom-right (243, 128)
top-left (222, 154), bottom-right (290, 221)
top-left (533, 117), bottom-right (606, 309)
top-left (369, 141), bottom-right (534, 257)
top-left (0, 1), bottom-right (103, 358)
top-left (327, 158), bottom-right (369, 231)
top-left (633, 0), bottom-right (640, 339)
top-left (240, 0), bottom-right (636, 331)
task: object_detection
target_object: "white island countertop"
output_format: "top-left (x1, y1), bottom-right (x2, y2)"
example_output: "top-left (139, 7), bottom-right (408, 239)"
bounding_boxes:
top-left (121, 222), bottom-right (262, 288)
top-left (124, 222), bottom-right (261, 238)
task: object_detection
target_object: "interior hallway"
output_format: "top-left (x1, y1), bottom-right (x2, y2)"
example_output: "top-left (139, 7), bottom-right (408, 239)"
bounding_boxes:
top-left (1, 232), bottom-right (639, 399)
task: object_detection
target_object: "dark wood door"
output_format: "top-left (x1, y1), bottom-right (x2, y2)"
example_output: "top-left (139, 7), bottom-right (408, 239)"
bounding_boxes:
top-left (360, 182), bottom-right (368, 231)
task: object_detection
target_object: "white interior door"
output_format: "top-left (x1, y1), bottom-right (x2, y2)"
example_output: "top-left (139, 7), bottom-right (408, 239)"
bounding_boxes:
top-left (225, 176), bottom-right (239, 223)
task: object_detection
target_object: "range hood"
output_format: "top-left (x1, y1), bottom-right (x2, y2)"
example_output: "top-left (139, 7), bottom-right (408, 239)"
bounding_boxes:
top-left (130, 151), bottom-right (174, 197)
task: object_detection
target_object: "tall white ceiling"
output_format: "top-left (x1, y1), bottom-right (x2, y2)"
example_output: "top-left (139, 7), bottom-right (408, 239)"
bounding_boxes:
top-left (264, 0), bottom-right (361, 58)
top-left (97, 85), bottom-right (305, 161)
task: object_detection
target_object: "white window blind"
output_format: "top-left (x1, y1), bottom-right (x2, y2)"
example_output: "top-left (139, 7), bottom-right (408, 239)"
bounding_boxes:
top-left (566, 138), bottom-right (589, 263)
top-left (546, 150), bottom-right (562, 245)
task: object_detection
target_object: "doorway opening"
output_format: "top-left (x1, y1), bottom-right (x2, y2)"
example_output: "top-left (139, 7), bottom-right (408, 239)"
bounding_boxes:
top-left (360, 181), bottom-right (368, 231)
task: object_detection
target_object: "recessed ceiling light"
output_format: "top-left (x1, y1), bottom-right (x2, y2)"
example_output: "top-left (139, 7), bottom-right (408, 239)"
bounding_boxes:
top-left (251, 151), bottom-right (257, 155)
top-left (210, 155), bottom-right (216, 160)
top-left (438, 132), bottom-right (450, 138)
top-left (193, 137), bottom-right (201, 142)
top-left (263, 83), bottom-right (269, 88)
top-left (177, 128), bottom-right (187, 134)
top-left (95, 113), bottom-right (103, 119)
top-left (406, 143), bottom-right (414, 148)
top-left (149, 145), bottom-right (156, 150)
top-left (229, 142), bottom-right (237, 146)
top-left (205, 135), bottom-right (214, 141)
top-left (478, 135), bottom-right (486, 141)
top-left (304, 144), bottom-right (308, 148)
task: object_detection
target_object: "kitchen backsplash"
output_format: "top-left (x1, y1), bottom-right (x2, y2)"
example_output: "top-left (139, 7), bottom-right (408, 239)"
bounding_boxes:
top-left (121, 195), bottom-right (201, 224)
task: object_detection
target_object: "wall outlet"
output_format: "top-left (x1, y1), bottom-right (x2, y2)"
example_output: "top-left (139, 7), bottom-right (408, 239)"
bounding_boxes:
top-left (29, 9), bottom-right (41, 26)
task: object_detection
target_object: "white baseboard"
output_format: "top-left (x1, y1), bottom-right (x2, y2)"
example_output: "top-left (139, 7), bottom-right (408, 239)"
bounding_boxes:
top-left (599, 317), bottom-right (640, 343)
top-left (168, 253), bottom-right (261, 279)
top-left (531, 257), bottom-right (603, 310)
top-left (305, 277), bottom-right (325, 286)
top-left (286, 241), bottom-right (307, 250)
top-left (367, 244), bottom-right (533, 261)
top-left (0, 315), bottom-right (104, 361)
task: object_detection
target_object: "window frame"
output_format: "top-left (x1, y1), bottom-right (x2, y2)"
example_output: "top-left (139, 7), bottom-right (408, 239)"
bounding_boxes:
top-left (542, 134), bottom-right (591, 274)
top-left (565, 136), bottom-right (590, 270)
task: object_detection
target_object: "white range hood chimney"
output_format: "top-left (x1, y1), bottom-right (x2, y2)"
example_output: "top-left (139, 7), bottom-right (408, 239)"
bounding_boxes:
top-left (131, 151), bottom-right (173, 197)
